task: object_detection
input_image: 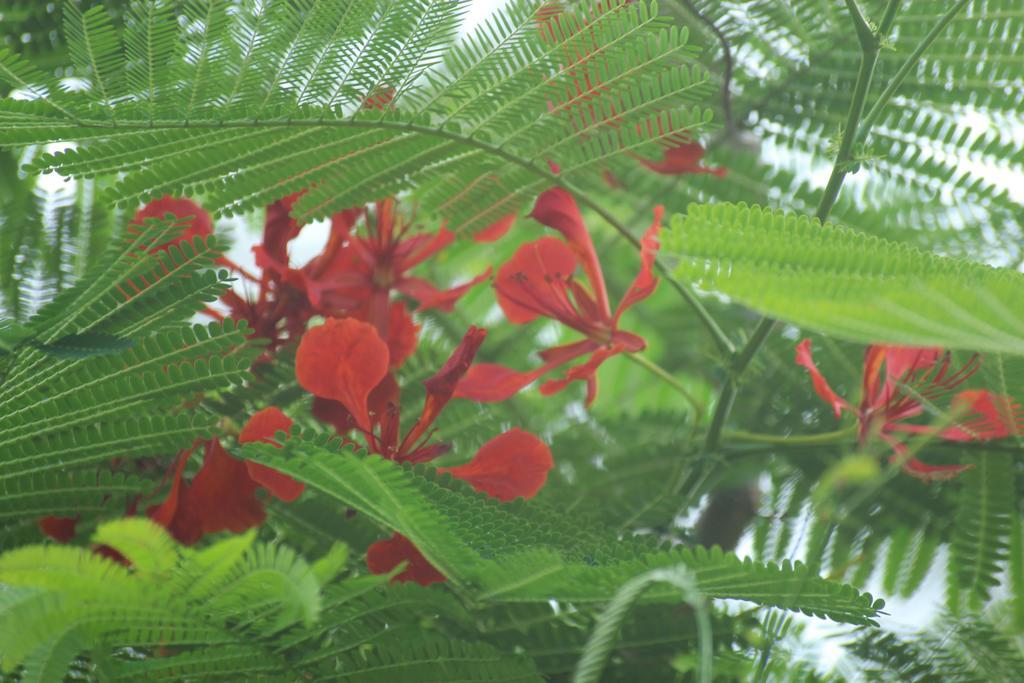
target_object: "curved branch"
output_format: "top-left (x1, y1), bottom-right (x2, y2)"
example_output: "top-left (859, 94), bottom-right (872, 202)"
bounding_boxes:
top-left (674, 0), bottom-right (734, 132)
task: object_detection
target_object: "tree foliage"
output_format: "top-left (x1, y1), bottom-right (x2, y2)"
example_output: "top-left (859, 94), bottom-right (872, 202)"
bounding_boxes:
top-left (0, 0), bottom-right (1021, 680)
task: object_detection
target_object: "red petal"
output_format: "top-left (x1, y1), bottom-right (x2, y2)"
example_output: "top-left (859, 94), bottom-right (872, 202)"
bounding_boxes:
top-left (363, 87), bottom-right (396, 110)
top-left (495, 237), bottom-right (578, 324)
top-left (261, 195), bottom-right (305, 264)
top-left (455, 340), bottom-right (597, 403)
top-left (530, 188), bottom-right (611, 317)
top-left (404, 327), bottom-right (487, 447)
top-left (439, 428), bottom-right (554, 501)
top-left (424, 327), bottom-right (488, 400)
top-left (147, 449), bottom-right (191, 535)
top-left (538, 338), bottom-right (600, 365)
top-left (185, 440), bottom-right (265, 538)
top-left (398, 227), bottom-right (455, 271)
top-left (131, 196), bottom-right (213, 250)
top-left (39, 516), bottom-right (77, 543)
top-left (246, 462), bottom-right (305, 502)
top-left (862, 346), bottom-right (943, 410)
top-left (313, 375), bottom-right (401, 435)
top-left (795, 340), bottom-right (847, 419)
top-left (385, 301), bottom-right (420, 369)
top-left (295, 318), bottom-right (390, 431)
top-left (894, 455), bottom-right (973, 482)
top-left (398, 270), bottom-right (492, 312)
top-left (312, 396), bottom-right (357, 434)
top-left (939, 390), bottom-right (1023, 441)
top-left (148, 440), bottom-right (267, 545)
top-left (303, 208), bottom-right (364, 285)
top-left (454, 363), bottom-right (549, 402)
top-left (474, 214), bottom-right (516, 243)
top-left (884, 437), bottom-right (972, 482)
top-left (93, 545), bottom-right (131, 566)
top-left (614, 205), bottom-right (663, 322)
top-left (366, 533), bottom-right (446, 586)
top-left (638, 142), bottom-right (727, 177)
top-left (539, 345), bottom-right (621, 406)
top-left (609, 330), bottom-right (646, 353)
top-left (882, 347), bottom-right (943, 381)
top-left (239, 407), bottom-right (293, 444)
top-left (239, 408), bottom-right (304, 502)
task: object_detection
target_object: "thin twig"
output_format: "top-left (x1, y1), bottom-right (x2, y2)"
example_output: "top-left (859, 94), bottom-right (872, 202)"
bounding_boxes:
top-left (625, 351), bottom-right (704, 425)
top-left (702, 0), bottom-right (900, 455)
top-left (858, 0), bottom-right (974, 138)
top-left (675, 0), bottom-right (734, 132)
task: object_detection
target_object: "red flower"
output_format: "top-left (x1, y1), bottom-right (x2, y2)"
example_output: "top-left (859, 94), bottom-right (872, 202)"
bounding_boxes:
top-left (366, 428), bottom-right (554, 585)
top-left (208, 194), bottom-right (317, 353)
top-left (147, 408), bottom-right (302, 545)
top-left (297, 319), bottom-right (487, 464)
top-left (305, 199), bottom-right (490, 317)
top-left (131, 196), bottom-right (213, 250)
top-left (252, 199), bottom-right (481, 366)
top-left (637, 141), bottom-right (727, 177)
top-left (294, 319), bottom-right (554, 585)
top-left (456, 188), bottom-right (663, 405)
top-left (366, 533), bottom-right (447, 586)
top-left (296, 318), bottom-right (391, 433)
top-left (39, 516), bottom-right (78, 543)
top-left (239, 407), bottom-right (305, 502)
top-left (292, 317), bottom-right (557, 585)
top-left (796, 340), bottom-right (1022, 481)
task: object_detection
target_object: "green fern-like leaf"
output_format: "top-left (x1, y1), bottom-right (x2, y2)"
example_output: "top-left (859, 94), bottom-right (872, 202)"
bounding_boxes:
top-left (243, 432), bottom-right (883, 624)
top-left (316, 633), bottom-right (545, 683)
top-left (33, 331), bottom-right (133, 359)
top-left (0, 215), bottom-right (253, 540)
top-left (664, 203), bottom-right (1024, 354)
top-left (0, 518), bottom-right (320, 679)
top-left (949, 453), bottom-right (1015, 612)
top-left (572, 565), bottom-right (711, 683)
top-left (0, 0), bottom-right (715, 236)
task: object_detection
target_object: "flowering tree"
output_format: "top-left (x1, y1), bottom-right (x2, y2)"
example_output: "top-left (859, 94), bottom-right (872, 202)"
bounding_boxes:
top-left (0, 0), bottom-right (1022, 680)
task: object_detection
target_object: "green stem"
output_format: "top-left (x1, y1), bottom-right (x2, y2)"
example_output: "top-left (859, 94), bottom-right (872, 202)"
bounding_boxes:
top-left (674, 0), bottom-right (734, 132)
top-left (703, 316), bottom-right (775, 452)
top-left (704, 380), bottom-right (736, 453)
top-left (724, 425), bottom-right (857, 446)
top-left (702, 0), bottom-right (898, 456)
top-left (858, 0), bottom-right (974, 139)
top-left (815, 0), bottom-right (882, 222)
top-left (626, 352), bottom-right (704, 424)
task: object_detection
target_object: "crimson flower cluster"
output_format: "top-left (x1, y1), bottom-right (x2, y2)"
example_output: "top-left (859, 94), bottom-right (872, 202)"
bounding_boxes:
top-left (456, 188), bottom-right (663, 405)
top-left (797, 340), bottom-right (1022, 481)
top-left (295, 317), bottom-right (553, 585)
top-left (40, 407), bottom-right (304, 549)
top-left (40, 93), bottom-right (725, 574)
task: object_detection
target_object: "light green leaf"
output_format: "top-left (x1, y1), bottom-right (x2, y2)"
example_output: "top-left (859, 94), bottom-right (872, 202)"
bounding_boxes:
top-left (665, 203), bottom-right (1024, 354)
